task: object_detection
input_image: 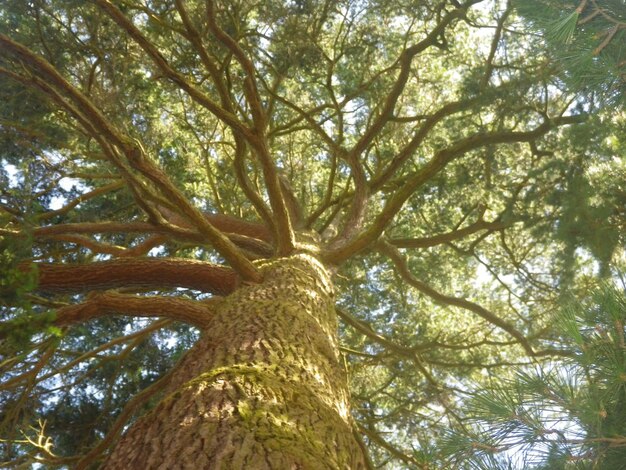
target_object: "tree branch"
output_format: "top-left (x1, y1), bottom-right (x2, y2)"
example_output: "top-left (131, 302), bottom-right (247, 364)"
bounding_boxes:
top-left (33, 258), bottom-right (240, 295)
top-left (388, 220), bottom-right (508, 249)
top-left (204, 0), bottom-right (296, 254)
top-left (349, 5), bottom-right (470, 160)
top-left (94, 0), bottom-right (294, 256)
top-left (232, 128), bottom-right (276, 235)
top-left (0, 34), bottom-right (262, 280)
top-left (55, 292), bottom-right (220, 328)
top-left (329, 4), bottom-right (474, 250)
top-left (174, 0), bottom-right (232, 110)
top-left (28, 218), bottom-right (274, 258)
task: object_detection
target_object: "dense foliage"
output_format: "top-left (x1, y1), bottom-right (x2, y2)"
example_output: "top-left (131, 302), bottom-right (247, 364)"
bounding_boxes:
top-left (0, 0), bottom-right (624, 468)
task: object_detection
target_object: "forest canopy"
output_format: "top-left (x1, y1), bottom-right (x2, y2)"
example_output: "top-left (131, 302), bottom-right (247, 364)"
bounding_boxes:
top-left (0, 0), bottom-right (624, 468)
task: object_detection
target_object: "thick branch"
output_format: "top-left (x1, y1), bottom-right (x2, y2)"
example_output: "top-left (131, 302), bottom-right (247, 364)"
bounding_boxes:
top-left (0, 34), bottom-right (128, 149)
top-left (480, 3), bottom-right (512, 88)
top-left (33, 258), bottom-right (239, 295)
top-left (55, 292), bottom-right (220, 328)
top-left (328, 150), bottom-right (370, 249)
top-left (29, 219), bottom-right (273, 258)
top-left (0, 36), bottom-right (262, 278)
top-left (157, 206), bottom-right (272, 243)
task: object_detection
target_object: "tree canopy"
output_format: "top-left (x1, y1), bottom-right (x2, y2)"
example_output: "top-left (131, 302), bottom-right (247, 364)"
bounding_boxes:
top-left (0, 0), bottom-right (624, 468)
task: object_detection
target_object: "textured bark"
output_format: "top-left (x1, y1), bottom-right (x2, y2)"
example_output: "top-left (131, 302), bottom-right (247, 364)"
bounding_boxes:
top-left (102, 254), bottom-right (367, 469)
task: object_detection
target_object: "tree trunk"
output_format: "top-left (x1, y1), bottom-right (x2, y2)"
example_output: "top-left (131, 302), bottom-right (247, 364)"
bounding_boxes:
top-left (102, 254), bottom-right (368, 469)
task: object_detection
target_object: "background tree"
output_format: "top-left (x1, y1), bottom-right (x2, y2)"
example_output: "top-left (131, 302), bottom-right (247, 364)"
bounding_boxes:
top-left (0, 0), bottom-right (621, 468)
top-left (442, 284), bottom-right (626, 469)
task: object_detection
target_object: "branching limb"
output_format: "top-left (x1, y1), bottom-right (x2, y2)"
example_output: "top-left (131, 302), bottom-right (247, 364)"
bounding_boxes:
top-left (377, 240), bottom-right (537, 355)
top-left (92, 0), bottom-right (250, 139)
top-left (328, 5), bottom-right (476, 249)
top-left (349, 4), bottom-right (472, 160)
top-left (205, 0), bottom-right (266, 131)
top-left (0, 35), bottom-right (262, 280)
top-left (100, 0), bottom-right (292, 254)
top-left (157, 205), bottom-right (273, 243)
top-left (371, 97), bottom-right (481, 191)
top-left (28, 218), bottom-right (274, 258)
top-left (328, 150), bottom-right (370, 250)
top-left (183, 0), bottom-right (297, 253)
top-left (174, 0), bottom-right (232, 109)
top-left (480, 2), bottom-right (512, 88)
top-left (232, 135), bottom-right (276, 235)
top-left (118, 142), bottom-right (264, 281)
top-left (173, 1), bottom-right (276, 232)
top-left (323, 116), bottom-right (583, 263)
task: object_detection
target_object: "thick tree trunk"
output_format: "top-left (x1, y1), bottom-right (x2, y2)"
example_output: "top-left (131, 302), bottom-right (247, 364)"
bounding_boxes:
top-left (102, 254), bottom-right (367, 469)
